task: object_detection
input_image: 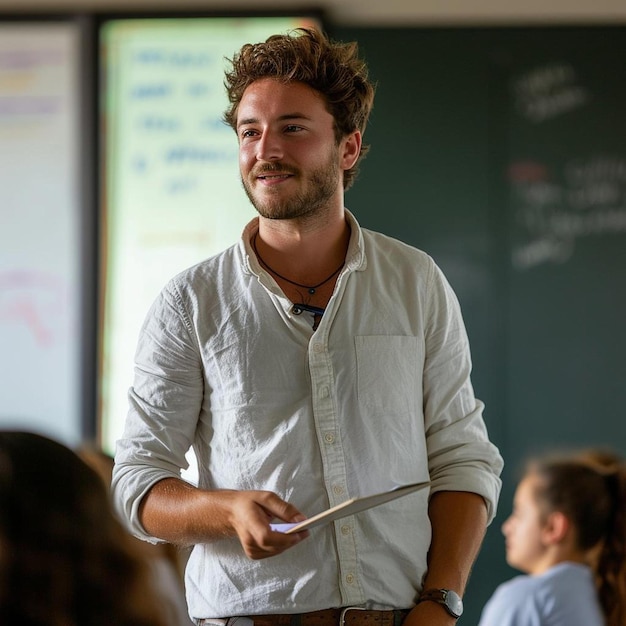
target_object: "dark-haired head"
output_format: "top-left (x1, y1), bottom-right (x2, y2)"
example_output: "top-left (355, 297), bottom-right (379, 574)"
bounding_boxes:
top-left (0, 431), bottom-right (168, 626)
top-left (528, 456), bottom-right (615, 551)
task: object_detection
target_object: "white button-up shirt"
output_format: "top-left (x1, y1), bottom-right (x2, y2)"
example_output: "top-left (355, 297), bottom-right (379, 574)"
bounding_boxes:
top-left (113, 210), bottom-right (503, 619)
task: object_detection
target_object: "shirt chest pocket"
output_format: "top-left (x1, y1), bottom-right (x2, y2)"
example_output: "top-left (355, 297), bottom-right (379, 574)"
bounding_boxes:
top-left (355, 335), bottom-right (422, 418)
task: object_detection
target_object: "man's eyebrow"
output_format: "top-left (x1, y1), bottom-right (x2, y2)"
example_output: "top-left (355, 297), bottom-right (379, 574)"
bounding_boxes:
top-left (237, 113), bottom-right (311, 128)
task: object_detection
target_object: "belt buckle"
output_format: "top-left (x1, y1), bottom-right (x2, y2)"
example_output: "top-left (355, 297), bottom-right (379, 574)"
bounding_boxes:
top-left (339, 607), bottom-right (365, 626)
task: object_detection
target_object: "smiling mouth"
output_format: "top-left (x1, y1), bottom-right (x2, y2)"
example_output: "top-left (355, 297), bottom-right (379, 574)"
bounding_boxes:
top-left (258, 173), bottom-right (292, 179)
top-left (254, 162), bottom-right (296, 179)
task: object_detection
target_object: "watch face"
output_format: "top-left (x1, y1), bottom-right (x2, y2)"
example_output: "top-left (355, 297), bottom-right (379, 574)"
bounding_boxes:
top-left (444, 589), bottom-right (463, 617)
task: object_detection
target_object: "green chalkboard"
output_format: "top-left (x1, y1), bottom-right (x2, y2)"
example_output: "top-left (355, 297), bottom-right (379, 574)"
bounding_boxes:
top-left (334, 25), bottom-right (626, 624)
top-left (502, 45), bottom-right (626, 451)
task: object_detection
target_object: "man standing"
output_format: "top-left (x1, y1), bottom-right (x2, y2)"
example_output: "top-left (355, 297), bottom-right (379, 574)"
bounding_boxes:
top-left (113, 28), bottom-right (503, 626)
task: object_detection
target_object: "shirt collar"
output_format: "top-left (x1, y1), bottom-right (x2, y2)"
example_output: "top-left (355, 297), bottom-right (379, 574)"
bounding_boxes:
top-left (238, 209), bottom-right (367, 276)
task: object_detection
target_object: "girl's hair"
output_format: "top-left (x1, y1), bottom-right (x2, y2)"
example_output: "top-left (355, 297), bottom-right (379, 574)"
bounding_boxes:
top-left (223, 27), bottom-right (375, 191)
top-left (527, 449), bottom-right (626, 626)
top-left (0, 431), bottom-right (168, 626)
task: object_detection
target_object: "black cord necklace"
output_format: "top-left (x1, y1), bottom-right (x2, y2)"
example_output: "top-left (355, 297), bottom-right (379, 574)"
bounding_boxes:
top-left (252, 232), bottom-right (344, 295)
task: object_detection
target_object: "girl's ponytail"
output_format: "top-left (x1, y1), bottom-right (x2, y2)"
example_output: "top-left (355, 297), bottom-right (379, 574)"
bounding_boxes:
top-left (593, 463), bottom-right (626, 626)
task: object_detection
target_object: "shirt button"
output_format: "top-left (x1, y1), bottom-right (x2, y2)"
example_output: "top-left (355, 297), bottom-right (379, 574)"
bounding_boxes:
top-left (341, 524), bottom-right (351, 535)
top-left (333, 485), bottom-right (344, 496)
top-left (324, 432), bottom-right (335, 444)
top-left (346, 573), bottom-right (355, 584)
top-left (313, 343), bottom-right (324, 353)
top-left (320, 385), bottom-right (330, 398)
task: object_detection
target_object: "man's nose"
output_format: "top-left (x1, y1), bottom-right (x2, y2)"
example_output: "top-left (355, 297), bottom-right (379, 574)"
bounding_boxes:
top-left (256, 130), bottom-right (283, 161)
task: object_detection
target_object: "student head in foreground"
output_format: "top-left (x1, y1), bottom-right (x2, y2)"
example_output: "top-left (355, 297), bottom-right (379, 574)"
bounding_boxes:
top-left (478, 448), bottom-right (626, 626)
top-left (0, 430), bottom-right (168, 626)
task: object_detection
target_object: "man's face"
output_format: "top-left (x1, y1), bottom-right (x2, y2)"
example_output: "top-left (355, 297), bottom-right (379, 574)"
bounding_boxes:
top-left (236, 78), bottom-right (347, 221)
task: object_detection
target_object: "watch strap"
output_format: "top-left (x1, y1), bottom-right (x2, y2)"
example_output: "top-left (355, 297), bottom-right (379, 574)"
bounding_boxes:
top-left (418, 588), bottom-right (463, 619)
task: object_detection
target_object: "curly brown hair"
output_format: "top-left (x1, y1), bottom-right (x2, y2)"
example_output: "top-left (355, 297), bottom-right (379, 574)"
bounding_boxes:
top-left (0, 431), bottom-right (169, 626)
top-left (223, 28), bottom-right (375, 191)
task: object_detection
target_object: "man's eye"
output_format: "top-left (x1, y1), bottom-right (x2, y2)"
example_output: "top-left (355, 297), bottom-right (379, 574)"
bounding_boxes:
top-left (241, 129), bottom-right (256, 139)
top-left (285, 125), bottom-right (302, 133)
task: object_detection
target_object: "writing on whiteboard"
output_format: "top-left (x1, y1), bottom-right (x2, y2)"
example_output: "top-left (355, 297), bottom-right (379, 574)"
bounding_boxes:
top-left (116, 45), bottom-right (238, 199)
top-left (512, 62), bottom-right (588, 123)
top-left (133, 49), bottom-right (212, 67)
top-left (0, 46), bottom-right (66, 121)
top-left (0, 270), bottom-right (69, 347)
top-left (509, 156), bottom-right (626, 269)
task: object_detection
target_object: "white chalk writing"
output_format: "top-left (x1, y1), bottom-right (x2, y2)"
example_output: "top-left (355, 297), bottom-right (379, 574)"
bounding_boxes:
top-left (512, 62), bottom-right (588, 123)
top-left (510, 156), bottom-right (626, 269)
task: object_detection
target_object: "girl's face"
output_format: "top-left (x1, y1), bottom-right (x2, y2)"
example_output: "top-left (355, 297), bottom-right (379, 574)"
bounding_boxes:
top-left (501, 474), bottom-right (549, 574)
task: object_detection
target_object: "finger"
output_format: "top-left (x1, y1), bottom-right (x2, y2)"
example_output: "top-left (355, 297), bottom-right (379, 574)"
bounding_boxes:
top-left (255, 491), bottom-right (307, 523)
top-left (242, 532), bottom-right (303, 559)
top-left (242, 522), bottom-right (309, 560)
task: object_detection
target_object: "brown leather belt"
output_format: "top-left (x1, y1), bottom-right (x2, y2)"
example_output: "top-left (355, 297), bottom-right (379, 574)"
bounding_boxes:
top-left (199, 608), bottom-right (410, 626)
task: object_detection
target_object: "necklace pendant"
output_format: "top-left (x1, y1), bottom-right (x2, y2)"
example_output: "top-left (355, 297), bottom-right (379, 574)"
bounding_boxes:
top-left (308, 287), bottom-right (316, 295)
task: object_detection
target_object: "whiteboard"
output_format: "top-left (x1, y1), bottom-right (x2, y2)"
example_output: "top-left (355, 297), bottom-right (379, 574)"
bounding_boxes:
top-left (99, 16), bottom-right (320, 464)
top-left (0, 22), bottom-right (82, 444)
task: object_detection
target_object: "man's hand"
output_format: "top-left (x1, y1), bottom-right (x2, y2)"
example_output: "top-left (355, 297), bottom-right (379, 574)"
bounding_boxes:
top-left (139, 478), bottom-right (309, 558)
top-left (228, 490), bottom-right (309, 559)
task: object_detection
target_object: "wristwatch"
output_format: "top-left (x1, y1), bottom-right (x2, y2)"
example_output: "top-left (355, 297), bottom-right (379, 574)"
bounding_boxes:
top-left (417, 588), bottom-right (463, 619)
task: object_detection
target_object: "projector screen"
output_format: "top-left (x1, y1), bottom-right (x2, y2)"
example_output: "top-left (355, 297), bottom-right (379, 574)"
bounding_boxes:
top-left (99, 15), bottom-right (321, 466)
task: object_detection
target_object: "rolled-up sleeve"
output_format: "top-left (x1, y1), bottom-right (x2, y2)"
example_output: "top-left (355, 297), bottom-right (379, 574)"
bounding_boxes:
top-left (112, 280), bottom-right (203, 541)
top-left (422, 262), bottom-right (503, 522)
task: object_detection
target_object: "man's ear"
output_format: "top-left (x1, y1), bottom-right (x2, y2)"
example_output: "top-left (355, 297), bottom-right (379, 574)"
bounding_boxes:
top-left (340, 131), bottom-right (362, 170)
top-left (542, 511), bottom-right (570, 545)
